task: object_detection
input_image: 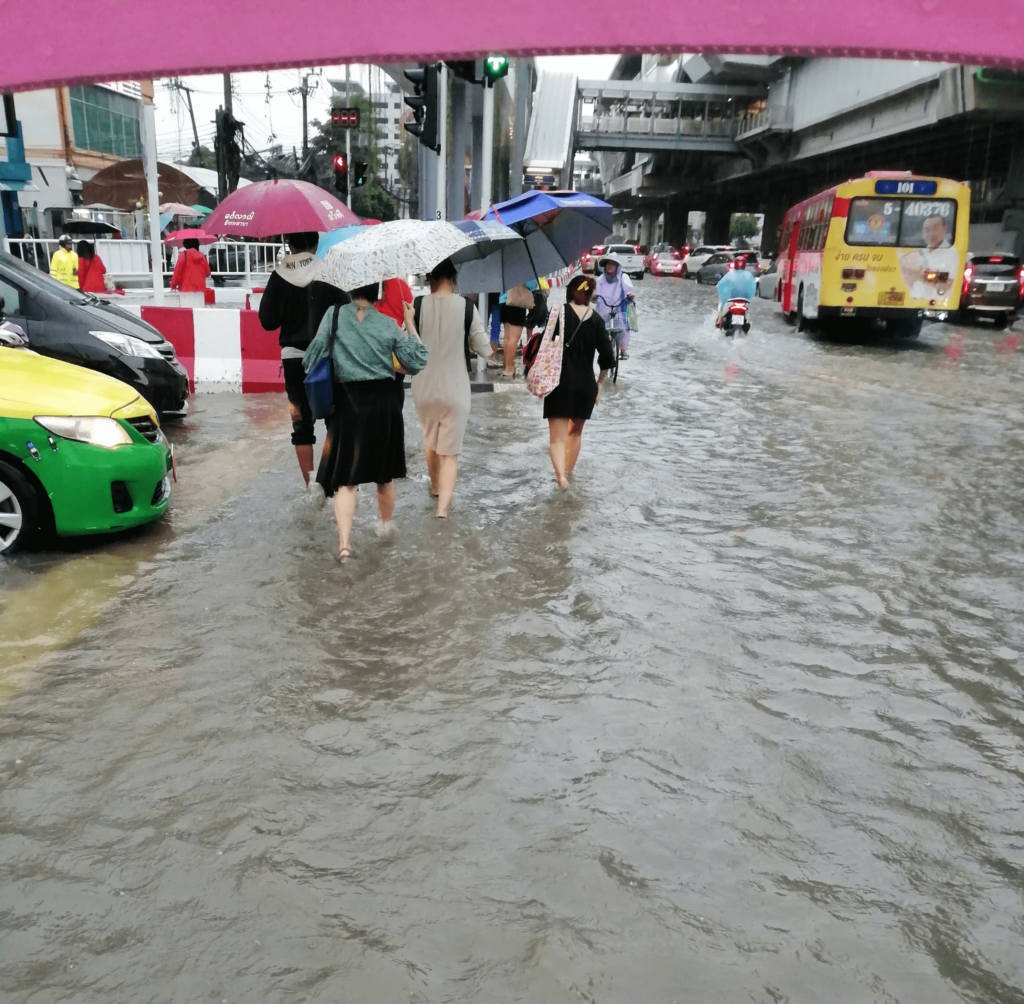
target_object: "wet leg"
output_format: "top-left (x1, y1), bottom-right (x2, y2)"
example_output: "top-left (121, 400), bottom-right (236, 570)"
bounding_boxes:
top-left (435, 455), bottom-right (458, 517)
top-left (503, 324), bottom-right (522, 377)
top-left (295, 445), bottom-right (314, 486)
top-left (548, 418), bottom-right (570, 489)
top-left (566, 419), bottom-right (586, 476)
top-left (376, 482), bottom-right (395, 525)
top-left (334, 485), bottom-right (357, 560)
top-left (424, 447), bottom-right (440, 496)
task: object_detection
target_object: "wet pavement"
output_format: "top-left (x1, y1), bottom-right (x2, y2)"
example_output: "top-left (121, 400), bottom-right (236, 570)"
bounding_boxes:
top-left (1, 278), bottom-right (1023, 1003)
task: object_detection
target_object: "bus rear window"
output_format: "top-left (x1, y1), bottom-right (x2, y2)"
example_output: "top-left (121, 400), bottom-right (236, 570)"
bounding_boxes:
top-left (898, 200), bottom-right (958, 249)
top-left (846, 197), bottom-right (958, 248)
top-left (846, 198), bottom-right (901, 246)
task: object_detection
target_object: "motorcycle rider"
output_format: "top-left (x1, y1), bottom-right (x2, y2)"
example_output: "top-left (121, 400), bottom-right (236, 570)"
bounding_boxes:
top-left (715, 253), bottom-right (756, 328)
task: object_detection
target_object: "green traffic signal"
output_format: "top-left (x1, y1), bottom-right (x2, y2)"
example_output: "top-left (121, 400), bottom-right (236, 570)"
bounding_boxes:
top-left (483, 55), bottom-right (509, 84)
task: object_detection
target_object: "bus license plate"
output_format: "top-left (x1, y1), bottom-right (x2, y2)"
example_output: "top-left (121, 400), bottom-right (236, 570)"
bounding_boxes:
top-left (878, 291), bottom-right (905, 306)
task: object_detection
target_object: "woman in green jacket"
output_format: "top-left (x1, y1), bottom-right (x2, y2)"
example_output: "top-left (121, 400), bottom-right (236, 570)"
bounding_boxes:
top-left (304, 282), bottom-right (428, 561)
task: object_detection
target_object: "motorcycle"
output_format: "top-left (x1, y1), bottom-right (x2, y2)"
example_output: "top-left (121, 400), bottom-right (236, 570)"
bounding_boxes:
top-left (717, 298), bottom-right (750, 336)
top-left (0, 296), bottom-right (29, 348)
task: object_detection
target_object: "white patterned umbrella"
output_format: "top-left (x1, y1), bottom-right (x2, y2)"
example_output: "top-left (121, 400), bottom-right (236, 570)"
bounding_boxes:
top-left (321, 219), bottom-right (475, 291)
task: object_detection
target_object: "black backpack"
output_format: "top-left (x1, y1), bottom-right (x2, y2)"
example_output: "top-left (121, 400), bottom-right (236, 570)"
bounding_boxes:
top-left (414, 294), bottom-right (476, 371)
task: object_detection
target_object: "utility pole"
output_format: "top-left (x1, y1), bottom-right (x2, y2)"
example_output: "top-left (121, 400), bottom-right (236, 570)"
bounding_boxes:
top-left (223, 73), bottom-right (233, 116)
top-left (479, 80), bottom-right (494, 214)
top-left (436, 62), bottom-right (447, 220)
top-left (140, 80), bottom-right (163, 305)
top-left (345, 65), bottom-right (352, 209)
top-left (169, 79), bottom-right (201, 164)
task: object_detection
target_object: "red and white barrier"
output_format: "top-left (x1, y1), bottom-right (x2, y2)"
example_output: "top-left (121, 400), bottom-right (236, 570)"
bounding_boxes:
top-left (123, 305), bottom-right (284, 394)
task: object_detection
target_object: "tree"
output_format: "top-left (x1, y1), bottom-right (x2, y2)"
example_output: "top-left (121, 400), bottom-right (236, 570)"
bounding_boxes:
top-left (730, 213), bottom-right (760, 242)
top-left (354, 185), bottom-right (397, 222)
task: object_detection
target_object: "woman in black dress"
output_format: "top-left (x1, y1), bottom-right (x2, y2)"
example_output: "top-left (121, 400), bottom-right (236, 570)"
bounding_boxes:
top-left (545, 275), bottom-right (617, 489)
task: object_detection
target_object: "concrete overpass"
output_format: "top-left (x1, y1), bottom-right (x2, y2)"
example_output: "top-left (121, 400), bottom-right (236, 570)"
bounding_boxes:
top-left (564, 55), bottom-right (1024, 256)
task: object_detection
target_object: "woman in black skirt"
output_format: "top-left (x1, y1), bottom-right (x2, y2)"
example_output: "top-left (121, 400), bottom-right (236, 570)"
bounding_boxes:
top-left (304, 282), bottom-right (428, 561)
top-left (544, 274), bottom-right (617, 489)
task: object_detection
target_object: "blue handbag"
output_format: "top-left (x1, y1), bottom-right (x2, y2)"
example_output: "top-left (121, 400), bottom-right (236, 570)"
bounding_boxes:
top-left (303, 305), bottom-right (338, 420)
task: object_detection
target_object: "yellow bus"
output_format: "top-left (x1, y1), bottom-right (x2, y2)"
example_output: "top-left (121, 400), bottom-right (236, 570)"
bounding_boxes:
top-left (776, 172), bottom-right (971, 337)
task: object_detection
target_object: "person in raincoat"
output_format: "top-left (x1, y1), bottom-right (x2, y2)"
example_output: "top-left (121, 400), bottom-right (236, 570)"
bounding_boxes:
top-left (592, 253), bottom-right (635, 358)
top-left (50, 235), bottom-right (79, 289)
top-left (170, 238), bottom-right (211, 293)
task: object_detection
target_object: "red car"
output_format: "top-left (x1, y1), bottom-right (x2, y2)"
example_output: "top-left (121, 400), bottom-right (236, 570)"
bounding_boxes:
top-left (650, 251), bottom-right (685, 277)
top-left (581, 245), bottom-right (607, 274)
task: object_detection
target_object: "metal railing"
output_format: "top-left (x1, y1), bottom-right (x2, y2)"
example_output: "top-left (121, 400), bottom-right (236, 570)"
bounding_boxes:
top-left (3, 238), bottom-right (285, 285)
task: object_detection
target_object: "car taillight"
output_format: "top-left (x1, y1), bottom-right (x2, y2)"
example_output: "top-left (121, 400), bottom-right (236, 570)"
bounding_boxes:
top-left (962, 265), bottom-right (973, 298)
top-left (991, 256), bottom-right (1003, 263)
top-left (1018, 266), bottom-right (1024, 294)
top-left (634, 245), bottom-right (641, 253)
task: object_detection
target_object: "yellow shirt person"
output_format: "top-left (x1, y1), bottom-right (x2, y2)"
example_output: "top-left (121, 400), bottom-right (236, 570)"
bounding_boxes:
top-left (50, 238), bottom-right (79, 289)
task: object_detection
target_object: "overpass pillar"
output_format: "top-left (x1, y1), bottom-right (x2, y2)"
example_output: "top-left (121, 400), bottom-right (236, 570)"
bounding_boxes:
top-left (664, 200), bottom-right (691, 246)
top-left (704, 204), bottom-right (731, 245)
top-left (470, 109), bottom-right (483, 214)
top-left (760, 202), bottom-right (788, 257)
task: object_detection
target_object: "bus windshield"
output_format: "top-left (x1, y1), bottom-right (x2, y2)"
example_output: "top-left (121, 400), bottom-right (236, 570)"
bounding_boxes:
top-left (846, 197), bottom-right (958, 248)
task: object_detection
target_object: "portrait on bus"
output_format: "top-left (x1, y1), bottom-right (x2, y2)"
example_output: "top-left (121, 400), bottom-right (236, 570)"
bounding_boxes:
top-left (898, 200), bottom-right (959, 298)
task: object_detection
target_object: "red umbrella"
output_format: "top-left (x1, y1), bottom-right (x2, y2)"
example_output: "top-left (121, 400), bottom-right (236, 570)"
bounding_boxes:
top-left (202, 179), bottom-right (359, 239)
top-left (164, 228), bottom-right (217, 247)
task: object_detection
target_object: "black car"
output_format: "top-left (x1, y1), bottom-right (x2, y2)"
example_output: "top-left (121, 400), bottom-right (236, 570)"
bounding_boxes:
top-left (959, 254), bottom-right (1022, 326)
top-left (0, 250), bottom-right (189, 418)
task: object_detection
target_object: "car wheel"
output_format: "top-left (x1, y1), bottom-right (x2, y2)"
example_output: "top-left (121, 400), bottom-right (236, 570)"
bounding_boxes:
top-left (992, 313), bottom-right (1008, 330)
top-left (696, 273), bottom-right (703, 284)
top-left (633, 271), bottom-right (644, 281)
top-left (0, 459), bottom-right (41, 555)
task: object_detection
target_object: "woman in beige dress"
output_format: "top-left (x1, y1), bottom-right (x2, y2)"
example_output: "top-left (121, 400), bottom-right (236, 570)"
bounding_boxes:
top-left (411, 258), bottom-right (490, 518)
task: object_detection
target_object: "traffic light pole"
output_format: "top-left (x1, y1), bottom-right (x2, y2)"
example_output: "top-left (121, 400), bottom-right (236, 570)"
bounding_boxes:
top-left (435, 63), bottom-right (447, 219)
top-left (345, 65), bottom-right (352, 210)
top-left (479, 80), bottom-right (494, 214)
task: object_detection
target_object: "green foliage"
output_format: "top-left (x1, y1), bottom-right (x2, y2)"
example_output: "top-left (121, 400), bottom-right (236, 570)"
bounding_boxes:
top-left (730, 213), bottom-right (760, 240)
top-left (353, 184), bottom-right (397, 222)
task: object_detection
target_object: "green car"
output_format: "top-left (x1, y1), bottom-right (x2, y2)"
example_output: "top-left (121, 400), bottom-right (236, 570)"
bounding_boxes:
top-left (0, 345), bottom-right (172, 553)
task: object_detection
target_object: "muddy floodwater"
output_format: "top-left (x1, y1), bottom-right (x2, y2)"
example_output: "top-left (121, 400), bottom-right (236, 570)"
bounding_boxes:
top-left (2, 280), bottom-right (1023, 1003)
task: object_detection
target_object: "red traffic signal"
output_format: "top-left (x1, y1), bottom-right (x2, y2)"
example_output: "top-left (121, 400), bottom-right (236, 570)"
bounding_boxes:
top-left (332, 154), bottom-right (347, 174)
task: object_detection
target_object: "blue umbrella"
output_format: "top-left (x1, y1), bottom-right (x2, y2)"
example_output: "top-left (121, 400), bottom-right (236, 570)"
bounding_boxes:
top-left (316, 224), bottom-right (373, 258)
top-left (457, 190), bottom-right (612, 293)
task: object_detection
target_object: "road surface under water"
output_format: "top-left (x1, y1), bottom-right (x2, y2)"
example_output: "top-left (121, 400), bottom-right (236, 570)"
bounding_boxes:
top-left (1, 279), bottom-right (1023, 1003)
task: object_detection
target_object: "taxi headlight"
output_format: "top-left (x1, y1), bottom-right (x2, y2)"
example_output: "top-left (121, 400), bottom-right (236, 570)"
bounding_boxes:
top-left (91, 331), bottom-right (165, 360)
top-left (34, 415), bottom-right (133, 448)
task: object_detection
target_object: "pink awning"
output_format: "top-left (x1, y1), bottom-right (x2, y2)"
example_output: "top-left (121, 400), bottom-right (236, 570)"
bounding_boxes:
top-left (2, 1), bottom-right (1023, 92)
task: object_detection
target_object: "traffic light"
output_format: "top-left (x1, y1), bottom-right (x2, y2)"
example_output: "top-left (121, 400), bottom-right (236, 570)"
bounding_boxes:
top-left (354, 161), bottom-right (368, 188)
top-left (404, 63), bottom-right (439, 152)
top-left (331, 105), bottom-right (359, 130)
top-left (446, 60), bottom-right (479, 84)
top-left (332, 153), bottom-right (348, 195)
top-left (483, 55), bottom-right (509, 85)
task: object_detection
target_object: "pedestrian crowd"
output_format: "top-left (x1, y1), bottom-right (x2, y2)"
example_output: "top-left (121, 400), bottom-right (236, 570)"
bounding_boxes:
top-left (259, 233), bottom-right (629, 561)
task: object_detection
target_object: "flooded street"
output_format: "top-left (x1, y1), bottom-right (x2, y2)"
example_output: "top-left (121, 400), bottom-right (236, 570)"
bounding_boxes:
top-left (2, 279), bottom-right (1023, 1003)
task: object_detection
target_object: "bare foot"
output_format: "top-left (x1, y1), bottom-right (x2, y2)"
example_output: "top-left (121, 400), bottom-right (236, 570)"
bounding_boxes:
top-left (557, 476), bottom-right (569, 490)
top-left (338, 547), bottom-right (351, 563)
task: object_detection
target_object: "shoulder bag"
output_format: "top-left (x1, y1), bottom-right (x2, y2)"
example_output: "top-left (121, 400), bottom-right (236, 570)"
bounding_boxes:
top-left (525, 305), bottom-right (564, 399)
top-left (303, 305), bottom-right (339, 420)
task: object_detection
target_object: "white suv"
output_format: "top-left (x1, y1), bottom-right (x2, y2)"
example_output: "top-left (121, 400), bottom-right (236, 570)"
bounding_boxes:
top-left (683, 245), bottom-right (731, 277)
top-left (602, 243), bottom-right (646, 280)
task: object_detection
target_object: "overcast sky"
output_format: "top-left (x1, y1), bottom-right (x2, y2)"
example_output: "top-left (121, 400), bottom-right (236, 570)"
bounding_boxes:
top-left (153, 55), bottom-right (620, 163)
